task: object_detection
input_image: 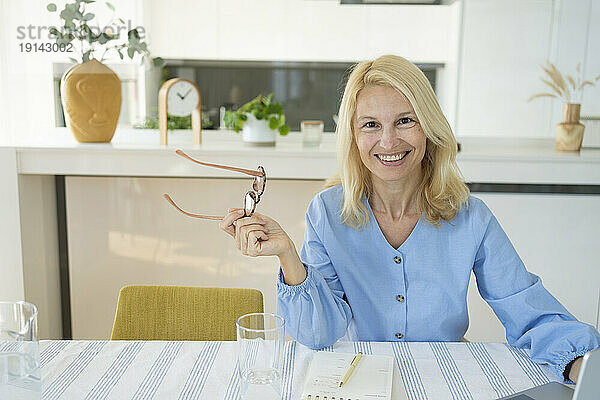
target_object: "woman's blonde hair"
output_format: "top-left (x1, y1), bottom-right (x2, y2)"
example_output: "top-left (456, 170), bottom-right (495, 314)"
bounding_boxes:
top-left (326, 54), bottom-right (469, 229)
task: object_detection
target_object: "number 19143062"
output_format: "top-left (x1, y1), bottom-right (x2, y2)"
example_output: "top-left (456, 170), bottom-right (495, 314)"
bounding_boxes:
top-left (19, 42), bottom-right (73, 53)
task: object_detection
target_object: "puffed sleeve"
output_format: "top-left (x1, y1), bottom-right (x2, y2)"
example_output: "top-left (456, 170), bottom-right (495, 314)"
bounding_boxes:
top-left (276, 195), bottom-right (353, 349)
top-left (471, 199), bottom-right (600, 381)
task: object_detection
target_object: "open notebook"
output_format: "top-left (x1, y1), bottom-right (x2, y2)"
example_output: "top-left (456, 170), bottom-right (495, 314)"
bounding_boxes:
top-left (301, 352), bottom-right (393, 400)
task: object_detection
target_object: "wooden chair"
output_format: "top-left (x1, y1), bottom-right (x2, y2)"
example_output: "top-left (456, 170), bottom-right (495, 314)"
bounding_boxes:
top-left (110, 285), bottom-right (263, 341)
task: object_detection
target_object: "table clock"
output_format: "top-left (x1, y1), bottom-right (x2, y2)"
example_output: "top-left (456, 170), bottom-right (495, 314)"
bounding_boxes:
top-left (158, 78), bottom-right (202, 145)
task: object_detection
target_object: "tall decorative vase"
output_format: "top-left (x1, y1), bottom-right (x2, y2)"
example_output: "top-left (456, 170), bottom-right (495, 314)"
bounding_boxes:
top-left (61, 59), bottom-right (121, 143)
top-left (555, 103), bottom-right (585, 152)
top-left (241, 113), bottom-right (276, 146)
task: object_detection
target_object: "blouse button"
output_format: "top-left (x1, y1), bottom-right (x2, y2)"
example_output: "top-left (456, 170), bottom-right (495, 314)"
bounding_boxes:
top-left (393, 256), bottom-right (402, 264)
top-left (396, 295), bottom-right (405, 303)
top-left (395, 333), bottom-right (404, 339)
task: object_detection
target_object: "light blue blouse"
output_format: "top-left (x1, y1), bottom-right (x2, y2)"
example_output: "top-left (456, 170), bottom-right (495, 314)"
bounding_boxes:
top-left (276, 185), bottom-right (600, 380)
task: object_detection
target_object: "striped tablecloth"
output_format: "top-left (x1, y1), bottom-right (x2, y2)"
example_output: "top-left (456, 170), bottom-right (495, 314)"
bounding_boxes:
top-left (39, 340), bottom-right (564, 400)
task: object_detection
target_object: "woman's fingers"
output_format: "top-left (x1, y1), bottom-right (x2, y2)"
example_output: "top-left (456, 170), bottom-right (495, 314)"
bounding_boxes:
top-left (219, 209), bottom-right (278, 257)
top-left (236, 223), bottom-right (268, 252)
top-left (233, 214), bottom-right (267, 242)
top-left (219, 208), bottom-right (245, 237)
top-left (246, 230), bottom-right (269, 256)
top-left (234, 213), bottom-right (266, 227)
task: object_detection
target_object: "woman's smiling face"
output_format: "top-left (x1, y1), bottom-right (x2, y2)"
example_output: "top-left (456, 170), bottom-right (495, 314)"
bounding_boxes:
top-left (353, 85), bottom-right (427, 185)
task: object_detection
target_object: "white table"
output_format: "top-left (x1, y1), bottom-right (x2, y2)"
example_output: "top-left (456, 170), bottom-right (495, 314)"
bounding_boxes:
top-left (39, 340), bottom-right (564, 400)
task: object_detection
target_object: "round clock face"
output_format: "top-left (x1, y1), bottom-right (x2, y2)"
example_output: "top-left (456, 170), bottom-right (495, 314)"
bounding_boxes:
top-left (167, 80), bottom-right (199, 117)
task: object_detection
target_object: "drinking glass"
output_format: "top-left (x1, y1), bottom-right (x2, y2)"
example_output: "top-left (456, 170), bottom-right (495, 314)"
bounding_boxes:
top-left (0, 301), bottom-right (41, 400)
top-left (301, 120), bottom-right (324, 147)
top-left (236, 313), bottom-right (285, 400)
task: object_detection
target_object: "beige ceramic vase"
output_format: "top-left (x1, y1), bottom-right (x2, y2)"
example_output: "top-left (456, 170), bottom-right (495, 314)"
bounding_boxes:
top-left (555, 103), bottom-right (585, 151)
top-left (61, 59), bottom-right (121, 143)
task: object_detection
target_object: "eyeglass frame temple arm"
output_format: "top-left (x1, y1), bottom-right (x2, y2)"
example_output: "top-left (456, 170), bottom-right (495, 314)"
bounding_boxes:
top-left (175, 149), bottom-right (264, 177)
top-left (163, 194), bottom-right (224, 220)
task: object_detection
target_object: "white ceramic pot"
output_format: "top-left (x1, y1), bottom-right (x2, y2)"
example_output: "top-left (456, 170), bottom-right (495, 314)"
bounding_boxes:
top-left (242, 114), bottom-right (276, 146)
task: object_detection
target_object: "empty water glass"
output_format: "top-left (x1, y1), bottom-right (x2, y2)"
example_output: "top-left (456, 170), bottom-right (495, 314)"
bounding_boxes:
top-left (236, 313), bottom-right (285, 400)
top-left (301, 120), bottom-right (324, 147)
top-left (0, 301), bottom-right (41, 400)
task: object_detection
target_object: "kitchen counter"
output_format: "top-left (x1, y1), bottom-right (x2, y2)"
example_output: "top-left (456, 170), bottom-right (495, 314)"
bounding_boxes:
top-left (5, 128), bottom-right (600, 184)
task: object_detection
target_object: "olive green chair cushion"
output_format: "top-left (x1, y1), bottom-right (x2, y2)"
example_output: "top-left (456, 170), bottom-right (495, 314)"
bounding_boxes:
top-left (110, 285), bottom-right (264, 341)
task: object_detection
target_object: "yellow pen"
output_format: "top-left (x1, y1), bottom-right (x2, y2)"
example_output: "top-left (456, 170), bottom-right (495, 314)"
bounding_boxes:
top-left (339, 352), bottom-right (363, 387)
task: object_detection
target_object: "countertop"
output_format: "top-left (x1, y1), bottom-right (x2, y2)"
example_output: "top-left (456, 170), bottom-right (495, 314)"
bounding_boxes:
top-left (4, 128), bottom-right (600, 184)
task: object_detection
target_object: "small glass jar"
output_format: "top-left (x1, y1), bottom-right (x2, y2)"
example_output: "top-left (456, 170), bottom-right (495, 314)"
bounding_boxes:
top-left (301, 120), bottom-right (324, 148)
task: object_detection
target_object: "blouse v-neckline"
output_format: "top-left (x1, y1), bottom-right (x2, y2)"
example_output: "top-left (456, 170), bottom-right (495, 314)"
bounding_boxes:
top-left (364, 196), bottom-right (422, 252)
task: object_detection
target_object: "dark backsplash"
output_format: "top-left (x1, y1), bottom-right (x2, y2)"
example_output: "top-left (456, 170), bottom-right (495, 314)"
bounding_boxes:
top-left (162, 59), bottom-right (442, 131)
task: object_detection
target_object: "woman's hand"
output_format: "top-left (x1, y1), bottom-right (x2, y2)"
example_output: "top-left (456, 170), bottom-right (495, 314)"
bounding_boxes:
top-left (220, 208), bottom-right (308, 285)
top-left (219, 208), bottom-right (293, 257)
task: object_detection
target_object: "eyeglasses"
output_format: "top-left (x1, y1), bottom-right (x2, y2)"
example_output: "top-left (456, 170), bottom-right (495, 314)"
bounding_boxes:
top-left (163, 149), bottom-right (266, 220)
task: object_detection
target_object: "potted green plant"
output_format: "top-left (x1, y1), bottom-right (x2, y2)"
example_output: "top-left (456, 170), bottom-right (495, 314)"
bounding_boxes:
top-left (135, 112), bottom-right (213, 130)
top-left (46, 1), bottom-right (163, 142)
top-left (529, 62), bottom-right (599, 151)
top-left (224, 94), bottom-right (290, 146)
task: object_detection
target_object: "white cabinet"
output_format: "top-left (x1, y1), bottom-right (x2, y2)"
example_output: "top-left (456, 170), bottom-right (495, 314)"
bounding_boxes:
top-left (465, 193), bottom-right (600, 341)
top-left (577, 0), bottom-right (600, 118)
top-left (143, 0), bottom-right (220, 59)
top-left (144, 0), bottom-right (452, 62)
top-left (456, 0), bottom-right (600, 139)
top-left (456, 0), bottom-right (555, 138)
top-left (216, 0), bottom-right (369, 61)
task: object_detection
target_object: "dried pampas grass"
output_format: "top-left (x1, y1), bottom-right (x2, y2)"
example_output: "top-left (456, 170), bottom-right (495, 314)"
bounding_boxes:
top-left (529, 61), bottom-right (600, 103)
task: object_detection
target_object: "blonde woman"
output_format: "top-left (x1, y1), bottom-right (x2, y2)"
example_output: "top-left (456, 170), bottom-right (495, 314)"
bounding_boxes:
top-left (220, 55), bottom-right (599, 383)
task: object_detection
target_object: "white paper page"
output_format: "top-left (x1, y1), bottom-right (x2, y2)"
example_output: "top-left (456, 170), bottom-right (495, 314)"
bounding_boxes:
top-left (301, 352), bottom-right (393, 400)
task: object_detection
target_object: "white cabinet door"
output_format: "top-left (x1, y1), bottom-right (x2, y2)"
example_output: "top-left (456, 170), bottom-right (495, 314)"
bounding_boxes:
top-left (465, 193), bottom-right (600, 341)
top-left (144, 0), bottom-right (219, 59)
top-left (145, 0), bottom-right (452, 62)
top-left (456, 0), bottom-right (554, 138)
top-left (581, 1), bottom-right (600, 117)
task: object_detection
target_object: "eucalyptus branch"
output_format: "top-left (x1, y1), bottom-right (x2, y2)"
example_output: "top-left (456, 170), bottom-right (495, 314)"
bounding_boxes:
top-left (46, 1), bottom-right (164, 67)
top-left (99, 46), bottom-right (109, 62)
top-left (99, 43), bottom-right (126, 62)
